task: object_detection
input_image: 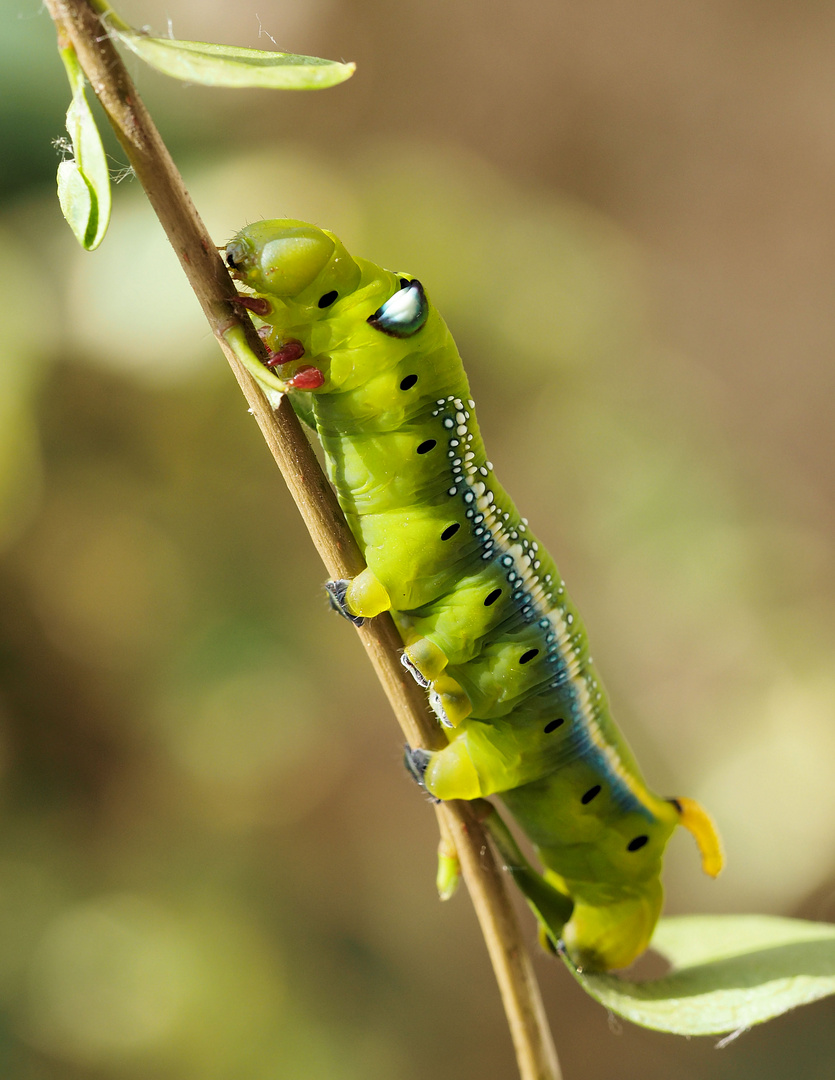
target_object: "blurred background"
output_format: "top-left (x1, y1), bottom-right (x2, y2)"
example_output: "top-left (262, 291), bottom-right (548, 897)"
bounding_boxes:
top-left (2, 0), bottom-right (835, 1076)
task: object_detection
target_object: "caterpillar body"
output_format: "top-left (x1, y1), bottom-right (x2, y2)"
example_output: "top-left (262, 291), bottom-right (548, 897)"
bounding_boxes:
top-left (226, 219), bottom-right (723, 972)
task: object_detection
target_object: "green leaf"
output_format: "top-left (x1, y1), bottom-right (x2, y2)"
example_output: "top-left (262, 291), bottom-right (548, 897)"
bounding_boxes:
top-left (57, 43), bottom-right (112, 250)
top-left (111, 30), bottom-right (355, 90)
top-left (57, 159), bottom-right (94, 244)
top-left (566, 915), bottom-right (835, 1036)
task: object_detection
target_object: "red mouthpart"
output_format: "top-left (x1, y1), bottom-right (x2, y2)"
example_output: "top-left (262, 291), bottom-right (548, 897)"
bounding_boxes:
top-left (265, 339), bottom-right (305, 367)
top-left (287, 365), bottom-right (324, 390)
top-left (231, 295), bottom-right (272, 317)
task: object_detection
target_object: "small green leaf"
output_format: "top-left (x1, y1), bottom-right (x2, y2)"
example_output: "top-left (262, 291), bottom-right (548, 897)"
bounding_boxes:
top-left (566, 915), bottom-right (835, 1036)
top-left (57, 159), bottom-right (94, 245)
top-left (112, 30), bottom-right (355, 90)
top-left (57, 43), bottom-right (111, 250)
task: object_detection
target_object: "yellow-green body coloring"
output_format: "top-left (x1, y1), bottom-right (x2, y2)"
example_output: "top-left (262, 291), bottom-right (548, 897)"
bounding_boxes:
top-left (226, 219), bottom-right (722, 971)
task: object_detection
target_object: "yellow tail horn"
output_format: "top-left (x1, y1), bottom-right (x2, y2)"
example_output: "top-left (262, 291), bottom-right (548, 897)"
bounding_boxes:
top-left (674, 796), bottom-right (724, 878)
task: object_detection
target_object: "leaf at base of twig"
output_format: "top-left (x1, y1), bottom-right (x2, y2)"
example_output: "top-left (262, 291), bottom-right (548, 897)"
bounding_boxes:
top-left (567, 914), bottom-right (835, 1036)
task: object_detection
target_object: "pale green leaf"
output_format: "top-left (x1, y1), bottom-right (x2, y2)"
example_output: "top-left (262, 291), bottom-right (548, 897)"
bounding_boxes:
top-left (112, 30), bottom-right (355, 90)
top-left (57, 159), bottom-right (94, 247)
top-left (567, 915), bottom-right (835, 1036)
top-left (57, 44), bottom-right (112, 250)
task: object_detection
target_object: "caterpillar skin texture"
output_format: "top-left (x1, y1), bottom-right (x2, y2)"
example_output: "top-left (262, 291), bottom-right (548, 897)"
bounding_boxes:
top-left (227, 219), bottom-right (723, 972)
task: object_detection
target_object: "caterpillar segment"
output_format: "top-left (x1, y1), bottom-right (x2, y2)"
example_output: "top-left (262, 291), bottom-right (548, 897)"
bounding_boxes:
top-left (226, 219), bottom-right (723, 972)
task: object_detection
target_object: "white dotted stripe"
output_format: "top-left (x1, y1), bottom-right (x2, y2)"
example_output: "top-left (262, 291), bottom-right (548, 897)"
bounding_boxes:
top-left (432, 397), bottom-right (655, 818)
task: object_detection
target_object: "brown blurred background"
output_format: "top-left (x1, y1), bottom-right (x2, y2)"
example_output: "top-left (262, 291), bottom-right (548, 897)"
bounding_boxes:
top-left (1, 0), bottom-right (835, 1076)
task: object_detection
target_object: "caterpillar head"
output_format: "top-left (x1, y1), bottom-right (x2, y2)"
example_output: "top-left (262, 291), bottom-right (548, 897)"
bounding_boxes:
top-left (226, 220), bottom-right (361, 312)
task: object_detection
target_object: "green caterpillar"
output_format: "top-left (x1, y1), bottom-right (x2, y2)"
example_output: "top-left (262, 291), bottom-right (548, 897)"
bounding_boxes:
top-left (225, 219), bottom-right (723, 972)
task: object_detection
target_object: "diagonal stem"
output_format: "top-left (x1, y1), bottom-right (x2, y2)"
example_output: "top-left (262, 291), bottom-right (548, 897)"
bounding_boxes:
top-left (42, 2), bottom-right (563, 1076)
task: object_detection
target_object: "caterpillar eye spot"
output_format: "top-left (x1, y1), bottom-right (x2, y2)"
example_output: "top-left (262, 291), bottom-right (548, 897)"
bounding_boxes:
top-left (519, 648), bottom-right (539, 665)
top-left (400, 374), bottom-right (418, 391)
top-left (440, 523), bottom-right (460, 541)
top-left (368, 279), bottom-right (428, 337)
top-left (581, 785), bottom-right (601, 805)
top-left (416, 439), bottom-right (437, 455)
top-left (483, 588), bottom-right (502, 607)
top-left (318, 290), bottom-right (339, 308)
top-left (544, 718), bottom-right (564, 733)
top-left (627, 835), bottom-right (649, 852)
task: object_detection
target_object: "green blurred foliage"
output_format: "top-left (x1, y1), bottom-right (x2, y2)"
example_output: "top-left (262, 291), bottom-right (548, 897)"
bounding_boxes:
top-left (1, 0), bottom-right (835, 1077)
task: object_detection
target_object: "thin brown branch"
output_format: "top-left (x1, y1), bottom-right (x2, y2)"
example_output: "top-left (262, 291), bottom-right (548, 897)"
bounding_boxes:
top-left (43, 3), bottom-right (563, 1076)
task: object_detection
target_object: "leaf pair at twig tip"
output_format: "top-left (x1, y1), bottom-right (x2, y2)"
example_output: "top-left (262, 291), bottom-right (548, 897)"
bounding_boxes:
top-left (90, 0), bottom-right (356, 89)
top-left (56, 40), bottom-right (111, 250)
top-left (54, 0), bottom-right (355, 251)
top-left (109, 28), bottom-right (357, 90)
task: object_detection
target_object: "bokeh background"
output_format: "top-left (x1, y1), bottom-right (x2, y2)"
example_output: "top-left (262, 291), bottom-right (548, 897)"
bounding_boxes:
top-left (2, 0), bottom-right (835, 1076)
